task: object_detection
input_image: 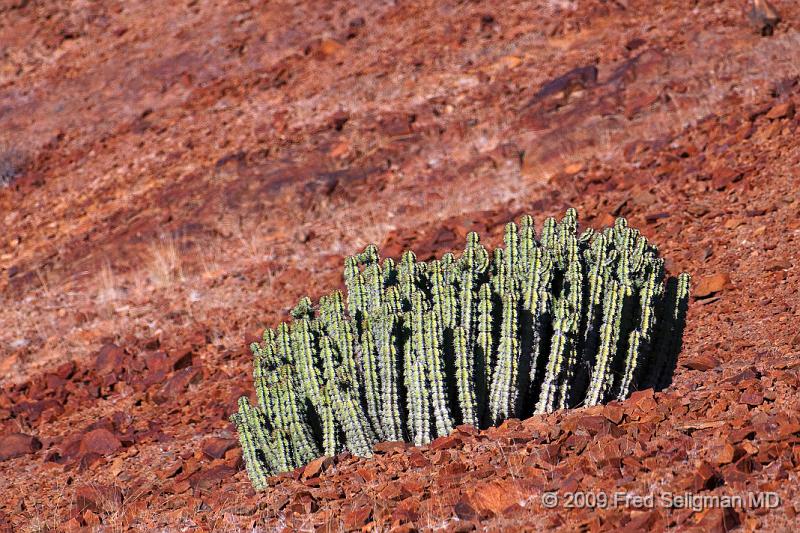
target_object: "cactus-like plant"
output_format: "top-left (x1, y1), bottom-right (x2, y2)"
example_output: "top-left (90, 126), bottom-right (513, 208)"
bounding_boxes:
top-left (231, 209), bottom-right (690, 488)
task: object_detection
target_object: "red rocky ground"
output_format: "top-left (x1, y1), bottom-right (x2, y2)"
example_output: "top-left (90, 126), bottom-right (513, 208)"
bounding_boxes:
top-left (1, 0), bottom-right (800, 531)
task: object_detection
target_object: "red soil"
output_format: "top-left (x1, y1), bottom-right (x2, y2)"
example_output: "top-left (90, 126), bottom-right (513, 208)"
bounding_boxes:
top-left (1, 0), bottom-right (799, 530)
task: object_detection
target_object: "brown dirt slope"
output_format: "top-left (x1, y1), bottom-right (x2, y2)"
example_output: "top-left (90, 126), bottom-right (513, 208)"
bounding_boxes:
top-left (1, 0), bottom-right (799, 531)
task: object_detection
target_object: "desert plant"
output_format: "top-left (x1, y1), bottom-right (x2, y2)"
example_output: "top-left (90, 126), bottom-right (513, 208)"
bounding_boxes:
top-left (231, 209), bottom-right (690, 490)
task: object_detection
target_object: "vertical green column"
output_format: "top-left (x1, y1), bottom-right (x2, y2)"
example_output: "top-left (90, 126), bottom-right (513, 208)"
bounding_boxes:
top-left (488, 288), bottom-right (520, 424)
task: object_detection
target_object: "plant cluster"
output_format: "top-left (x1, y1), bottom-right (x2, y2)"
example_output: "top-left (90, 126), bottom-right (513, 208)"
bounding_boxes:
top-left (231, 209), bottom-right (690, 490)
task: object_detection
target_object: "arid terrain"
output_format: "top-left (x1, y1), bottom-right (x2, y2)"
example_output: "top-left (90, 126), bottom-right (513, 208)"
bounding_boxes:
top-left (1, 0), bottom-right (800, 531)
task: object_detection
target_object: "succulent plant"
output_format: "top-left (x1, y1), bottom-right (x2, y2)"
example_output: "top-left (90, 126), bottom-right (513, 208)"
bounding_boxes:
top-left (231, 209), bottom-right (690, 490)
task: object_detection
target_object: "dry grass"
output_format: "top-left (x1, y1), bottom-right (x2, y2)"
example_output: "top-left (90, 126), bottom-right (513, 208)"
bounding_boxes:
top-left (97, 258), bottom-right (121, 305)
top-left (147, 234), bottom-right (184, 288)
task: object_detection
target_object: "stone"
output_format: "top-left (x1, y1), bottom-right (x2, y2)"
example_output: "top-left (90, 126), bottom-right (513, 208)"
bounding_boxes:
top-left (694, 506), bottom-right (740, 533)
top-left (201, 437), bottom-right (238, 460)
top-left (391, 496), bottom-right (420, 523)
top-left (723, 217), bottom-right (744, 229)
top-left (740, 390), bottom-right (764, 406)
top-left (75, 484), bottom-right (124, 514)
top-left (765, 101), bottom-right (793, 120)
top-left (690, 461), bottom-right (721, 491)
top-left (603, 403), bottom-right (625, 424)
top-left (302, 456), bottom-right (332, 479)
top-left (319, 38), bottom-right (343, 57)
top-left (528, 65), bottom-right (598, 105)
top-left (682, 355), bottom-right (720, 371)
top-left (157, 462), bottom-right (183, 480)
top-left (189, 464), bottom-right (237, 494)
top-left (713, 442), bottom-right (736, 465)
top-left (152, 366), bottom-right (202, 404)
top-left (454, 499), bottom-right (478, 521)
top-left (711, 167), bottom-right (742, 190)
top-left (628, 389), bottom-right (656, 412)
top-left (469, 480), bottom-right (525, 516)
top-left (167, 348), bottom-right (194, 371)
top-left (571, 415), bottom-right (611, 435)
top-left (430, 434), bottom-right (461, 450)
top-left (765, 259), bottom-right (790, 272)
top-left (63, 517), bottom-right (83, 530)
top-left (497, 55), bottom-right (522, 69)
top-left (94, 343), bottom-right (126, 376)
top-left (0, 433), bottom-right (42, 461)
top-left (694, 273), bottom-right (731, 298)
top-left (356, 467), bottom-right (376, 483)
top-left (373, 441), bottom-right (408, 454)
top-left (79, 428), bottom-right (122, 456)
top-left (455, 424), bottom-right (479, 436)
top-left (343, 505), bottom-right (371, 529)
top-left (791, 332), bottom-right (800, 349)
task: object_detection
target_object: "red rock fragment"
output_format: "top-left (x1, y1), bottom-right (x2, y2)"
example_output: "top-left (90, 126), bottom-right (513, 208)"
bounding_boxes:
top-left (694, 506), bottom-right (740, 533)
top-left (455, 424), bottom-right (479, 436)
top-left (469, 480), bottom-right (525, 517)
top-left (378, 482), bottom-right (408, 501)
top-left (603, 402), bottom-right (625, 424)
top-left (621, 509), bottom-right (662, 532)
top-left (166, 479), bottom-right (191, 495)
top-left (454, 498), bottom-right (478, 521)
top-left (373, 441), bottom-right (408, 454)
top-left (83, 510), bottom-right (100, 526)
top-left (728, 426), bottom-right (756, 443)
top-left (389, 524), bottom-right (417, 533)
top-left (713, 442), bottom-right (736, 465)
top-left (63, 517), bottom-right (83, 530)
top-left (431, 434), bottom-right (461, 450)
top-left (143, 351), bottom-right (168, 372)
top-left (408, 451), bottom-right (430, 468)
top-left (402, 478), bottom-right (426, 495)
top-left (710, 167), bottom-right (743, 190)
top-left (628, 389), bottom-right (657, 412)
top-left (201, 437), bottom-right (238, 460)
top-left (572, 415), bottom-right (611, 435)
top-left (689, 461), bottom-right (721, 491)
top-left (189, 464), bottom-right (237, 494)
top-left (54, 360), bottom-right (76, 380)
top-left (765, 259), bottom-right (791, 272)
top-left (356, 467), bottom-right (376, 483)
top-left (440, 461), bottom-right (468, 478)
top-left (75, 484), bottom-right (123, 514)
top-left (682, 354), bottom-right (720, 371)
top-left (392, 497), bottom-right (420, 523)
top-left (722, 367), bottom-right (758, 386)
top-left (0, 433), bottom-right (42, 461)
top-left (302, 456), bottom-right (332, 479)
top-left (79, 428), bottom-right (122, 456)
top-left (624, 90), bottom-right (659, 118)
top-left (740, 390), bottom-right (764, 406)
top-left (157, 461), bottom-right (183, 480)
top-left (765, 101), bottom-right (794, 120)
top-left (790, 332), bottom-right (800, 349)
top-left (694, 273), bottom-right (731, 298)
top-left (168, 348), bottom-right (194, 371)
top-left (152, 366), bottom-right (202, 404)
top-left (342, 505), bottom-right (371, 529)
top-left (94, 344), bottom-right (126, 376)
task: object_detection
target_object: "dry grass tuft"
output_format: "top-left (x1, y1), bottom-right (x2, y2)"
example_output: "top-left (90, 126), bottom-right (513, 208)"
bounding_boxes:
top-left (148, 234), bottom-right (184, 288)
